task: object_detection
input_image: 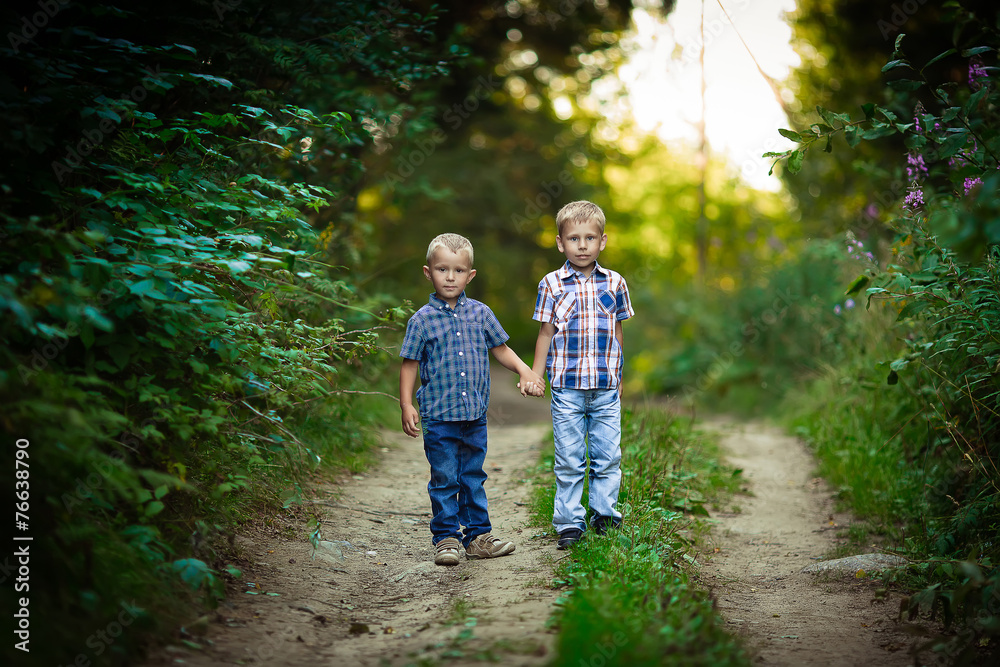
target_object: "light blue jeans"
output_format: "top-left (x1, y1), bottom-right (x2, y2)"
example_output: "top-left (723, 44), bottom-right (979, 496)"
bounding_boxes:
top-left (550, 386), bottom-right (622, 533)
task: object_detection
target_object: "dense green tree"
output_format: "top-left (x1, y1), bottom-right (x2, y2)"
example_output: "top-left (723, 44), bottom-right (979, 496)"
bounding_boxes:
top-left (0, 1), bottom-right (464, 664)
top-left (782, 0), bottom-right (998, 251)
top-left (771, 4), bottom-right (1000, 660)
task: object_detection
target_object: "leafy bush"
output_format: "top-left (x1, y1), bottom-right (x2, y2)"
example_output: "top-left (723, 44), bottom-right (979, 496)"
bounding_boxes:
top-left (772, 13), bottom-right (1000, 662)
top-left (639, 240), bottom-right (852, 413)
top-left (0, 1), bottom-right (456, 663)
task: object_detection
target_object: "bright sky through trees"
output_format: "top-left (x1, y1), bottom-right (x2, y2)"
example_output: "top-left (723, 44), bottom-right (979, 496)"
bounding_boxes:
top-left (620, 0), bottom-right (800, 190)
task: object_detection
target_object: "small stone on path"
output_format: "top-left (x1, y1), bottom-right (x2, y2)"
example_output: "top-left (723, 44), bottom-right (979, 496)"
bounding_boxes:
top-left (800, 553), bottom-right (907, 575)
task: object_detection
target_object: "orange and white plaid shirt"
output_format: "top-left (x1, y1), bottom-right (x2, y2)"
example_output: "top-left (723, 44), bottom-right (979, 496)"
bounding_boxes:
top-left (532, 261), bottom-right (634, 390)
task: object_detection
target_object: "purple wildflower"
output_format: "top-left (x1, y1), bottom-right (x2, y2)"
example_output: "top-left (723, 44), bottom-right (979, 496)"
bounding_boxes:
top-left (969, 58), bottom-right (988, 88)
top-left (907, 152), bottom-right (928, 180)
top-left (845, 299), bottom-right (856, 309)
top-left (964, 176), bottom-right (983, 195)
top-left (834, 304), bottom-right (842, 315)
top-left (948, 142), bottom-right (978, 169)
top-left (904, 188), bottom-right (924, 210)
top-left (846, 238), bottom-right (866, 256)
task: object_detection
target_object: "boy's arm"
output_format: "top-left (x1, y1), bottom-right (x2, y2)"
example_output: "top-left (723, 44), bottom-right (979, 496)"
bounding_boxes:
top-left (615, 320), bottom-right (624, 398)
top-left (399, 359), bottom-right (420, 437)
top-left (490, 344), bottom-right (545, 397)
top-left (532, 322), bottom-right (555, 379)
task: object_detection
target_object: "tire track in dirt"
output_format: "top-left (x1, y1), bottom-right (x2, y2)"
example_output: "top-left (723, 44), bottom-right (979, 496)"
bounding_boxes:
top-left (700, 419), bottom-right (915, 666)
top-left (144, 372), bottom-right (557, 667)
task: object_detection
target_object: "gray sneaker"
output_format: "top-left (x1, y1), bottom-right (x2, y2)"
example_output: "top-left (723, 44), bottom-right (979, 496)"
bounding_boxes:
top-left (434, 537), bottom-right (461, 566)
top-left (465, 533), bottom-right (515, 559)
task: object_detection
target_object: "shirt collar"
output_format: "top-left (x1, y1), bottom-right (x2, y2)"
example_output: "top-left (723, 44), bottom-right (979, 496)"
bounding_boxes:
top-left (428, 291), bottom-right (467, 310)
top-left (557, 260), bottom-right (606, 281)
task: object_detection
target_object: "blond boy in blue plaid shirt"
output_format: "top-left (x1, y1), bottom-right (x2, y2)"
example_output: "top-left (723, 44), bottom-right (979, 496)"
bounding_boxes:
top-left (400, 233), bottom-right (545, 565)
top-left (531, 202), bottom-right (634, 549)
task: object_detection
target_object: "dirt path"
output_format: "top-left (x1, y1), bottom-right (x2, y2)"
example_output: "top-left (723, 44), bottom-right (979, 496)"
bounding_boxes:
top-left (700, 419), bottom-right (915, 666)
top-left (145, 373), bottom-right (556, 667)
top-left (144, 398), bottom-right (924, 666)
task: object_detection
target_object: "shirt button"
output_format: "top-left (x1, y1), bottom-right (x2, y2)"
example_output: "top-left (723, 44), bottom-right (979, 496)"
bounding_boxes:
top-left (458, 351), bottom-right (463, 356)
top-left (462, 391), bottom-right (467, 396)
top-left (456, 332), bottom-right (461, 336)
top-left (461, 372), bottom-right (466, 377)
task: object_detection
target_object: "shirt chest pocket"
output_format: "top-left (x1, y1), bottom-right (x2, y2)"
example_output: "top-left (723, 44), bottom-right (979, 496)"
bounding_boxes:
top-left (597, 289), bottom-right (617, 316)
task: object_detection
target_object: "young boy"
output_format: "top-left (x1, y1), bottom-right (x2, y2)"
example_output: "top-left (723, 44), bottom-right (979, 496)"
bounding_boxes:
top-left (531, 201), bottom-right (634, 549)
top-left (399, 233), bottom-right (545, 566)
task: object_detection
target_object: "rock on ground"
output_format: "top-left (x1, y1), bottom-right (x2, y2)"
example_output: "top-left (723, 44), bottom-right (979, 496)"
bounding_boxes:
top-left (801, 553), bottom-right (908, 575)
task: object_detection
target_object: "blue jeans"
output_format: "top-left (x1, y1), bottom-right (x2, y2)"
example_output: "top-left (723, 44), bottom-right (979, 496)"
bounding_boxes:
top-left (550, 387), bottom-right (622, 533)
top-left (422, 416), bottom-right (491, 547)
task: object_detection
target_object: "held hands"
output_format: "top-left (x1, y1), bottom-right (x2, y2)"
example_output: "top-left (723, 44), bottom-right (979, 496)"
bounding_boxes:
top-left (520, 381), bottom-right (545, 397)
top-left (517, 371), bottom-right (546, 398)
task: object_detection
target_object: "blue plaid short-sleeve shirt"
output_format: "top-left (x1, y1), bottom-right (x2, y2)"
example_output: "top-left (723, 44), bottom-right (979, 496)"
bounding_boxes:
top-left (399, 292), bottom-right (509, 421)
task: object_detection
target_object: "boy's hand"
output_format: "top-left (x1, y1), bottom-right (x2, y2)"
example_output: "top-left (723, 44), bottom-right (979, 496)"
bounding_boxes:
top-left (518, 381), bottom-right (541, 397)
top-left (401, 405), bottom-right (420, 438)
top-left (517, 371), bottom-right (546, 397)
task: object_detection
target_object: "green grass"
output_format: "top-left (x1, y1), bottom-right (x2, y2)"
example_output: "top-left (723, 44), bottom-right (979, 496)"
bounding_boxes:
top-left (781, 367), bottom-right (939, 545)
top-left (531, 408), bottom-right (749, 666)
top-left (778, 359), bottom-right (1000, 665)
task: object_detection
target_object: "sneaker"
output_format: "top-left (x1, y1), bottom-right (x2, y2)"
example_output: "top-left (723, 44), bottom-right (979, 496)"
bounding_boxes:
top-left (556, 528), bottom-right (583, 550)
top-left (434, 537), bottom-right (461, 566)
top-left (592, 516), bottom-right (621, 536)
top-left (465, 533), bottom-right (516, 559)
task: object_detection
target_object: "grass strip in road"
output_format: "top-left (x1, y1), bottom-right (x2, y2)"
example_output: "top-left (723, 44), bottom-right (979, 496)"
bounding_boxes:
top-left (530, 407), bottom-right (750, 666)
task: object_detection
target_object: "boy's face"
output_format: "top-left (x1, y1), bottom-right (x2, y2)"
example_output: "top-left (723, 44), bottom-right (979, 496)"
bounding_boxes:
top-left (423, 247), bottom-right (476, 306)
top-left (556, 219), bottom-right (607, 272)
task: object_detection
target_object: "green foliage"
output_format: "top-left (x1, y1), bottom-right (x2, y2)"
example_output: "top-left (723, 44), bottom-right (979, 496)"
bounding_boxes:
top-left (779, 0), bottom-right (982, 240)
top-left (537, 409), bottom-right (748, 666)
top-left (635, 240), bottom-right (858, 413)
top-left (774, 10), bottom-right (1000, 662)
top-left (0, 1), bottom-right (456, 664)
top-left (783, 322), bottom-right (935, 535)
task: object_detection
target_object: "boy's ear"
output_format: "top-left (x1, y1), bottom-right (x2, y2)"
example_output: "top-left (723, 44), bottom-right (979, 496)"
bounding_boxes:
top-left (555, 235), bottom-right (564, 252)
top-left (422, 265), bottom-right (432, 281)
top-left (467, 268), bottom-right (477, 283)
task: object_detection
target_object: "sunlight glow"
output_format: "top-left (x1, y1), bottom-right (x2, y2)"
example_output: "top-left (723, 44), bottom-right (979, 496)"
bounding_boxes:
top-left (620, 0), bottom-right (801, 190)
top-left (553, 96), bottom-right (574, 120)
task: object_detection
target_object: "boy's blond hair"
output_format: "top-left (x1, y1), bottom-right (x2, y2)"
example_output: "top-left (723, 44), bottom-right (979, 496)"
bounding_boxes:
top-left (426, 233), bottom-right (474, 265)
top-left (556, 200), bottom-right (606, 236)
